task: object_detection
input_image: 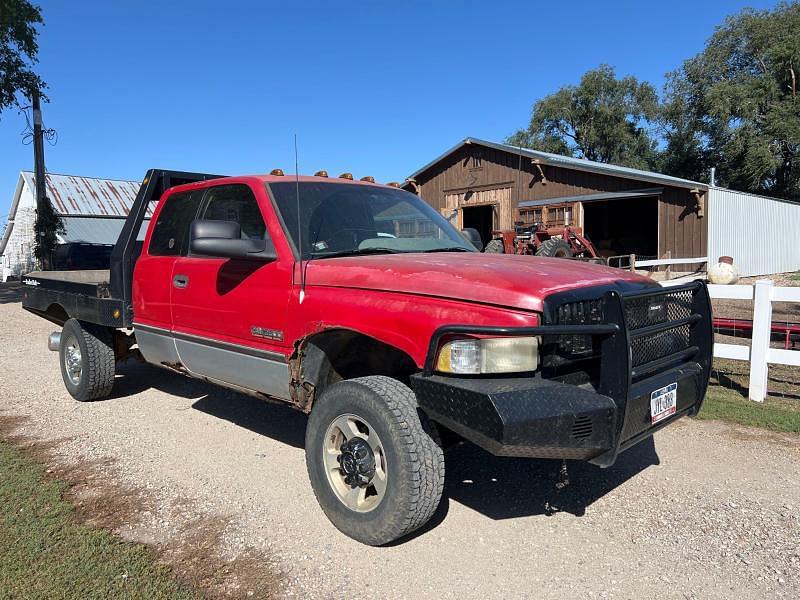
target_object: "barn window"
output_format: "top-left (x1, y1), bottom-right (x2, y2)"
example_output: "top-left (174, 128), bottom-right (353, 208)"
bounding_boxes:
top-left (547, 206), bottom-right (566, 226)
top-left (519, 208), bottom-right (543, 225)
top-left (469, 148), bottom-right (483, 169)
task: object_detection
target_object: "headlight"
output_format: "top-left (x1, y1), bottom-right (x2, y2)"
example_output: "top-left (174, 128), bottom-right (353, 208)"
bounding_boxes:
top-left (435, 337), bottom-right (539, 374)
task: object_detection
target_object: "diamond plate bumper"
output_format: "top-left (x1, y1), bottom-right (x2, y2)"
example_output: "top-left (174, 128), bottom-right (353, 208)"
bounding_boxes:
top-left (411, 362), bottom-right (706, 464)
top-left (411, 281), bottom-right (713, 467)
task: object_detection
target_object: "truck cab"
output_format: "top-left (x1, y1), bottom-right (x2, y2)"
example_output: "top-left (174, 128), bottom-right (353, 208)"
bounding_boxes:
top-left (22, 169), bottom-right (713, 546)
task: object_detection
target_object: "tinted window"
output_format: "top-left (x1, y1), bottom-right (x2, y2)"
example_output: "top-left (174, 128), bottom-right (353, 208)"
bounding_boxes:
top-left (269, 182), bottom-right (473, 258)
top-left (148, 191), bottom-right (199, 256)
top-left (201, 185), bottom-right (267, 240)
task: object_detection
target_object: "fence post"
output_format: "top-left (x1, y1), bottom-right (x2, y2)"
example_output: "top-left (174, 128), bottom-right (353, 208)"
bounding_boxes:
top-left (748, 279), bottom-right (774, 402)
top-left (629, 254), bottom-right (636, 272)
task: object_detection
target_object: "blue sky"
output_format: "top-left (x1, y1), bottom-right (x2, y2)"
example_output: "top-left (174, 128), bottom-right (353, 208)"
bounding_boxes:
top-left (0, 0), bottom-right (780, 226)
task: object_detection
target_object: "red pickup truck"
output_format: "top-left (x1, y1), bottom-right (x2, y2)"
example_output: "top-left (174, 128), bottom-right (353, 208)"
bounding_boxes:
top-left (22, 169), bottom-right (713, 545)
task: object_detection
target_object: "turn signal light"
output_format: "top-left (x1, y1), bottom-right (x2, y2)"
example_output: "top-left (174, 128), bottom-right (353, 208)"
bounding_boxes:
top-left (339, 172), bottom-right (354, 180)
top-left (270, 168), bottom-right (284, 176)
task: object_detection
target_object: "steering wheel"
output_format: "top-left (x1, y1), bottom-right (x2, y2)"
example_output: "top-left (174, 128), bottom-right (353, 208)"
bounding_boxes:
top-left (322, 227), bottom-right (377, 251)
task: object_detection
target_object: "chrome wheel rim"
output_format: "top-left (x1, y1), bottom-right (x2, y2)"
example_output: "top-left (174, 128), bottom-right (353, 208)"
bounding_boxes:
top-left (323, 413), bottom-right (387, 513)
top-left (63, 336), bottom-right (82, 386)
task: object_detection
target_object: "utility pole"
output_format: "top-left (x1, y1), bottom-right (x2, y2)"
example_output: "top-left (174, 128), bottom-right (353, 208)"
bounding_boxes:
top-left (32, 91), bottom-right (49, 269)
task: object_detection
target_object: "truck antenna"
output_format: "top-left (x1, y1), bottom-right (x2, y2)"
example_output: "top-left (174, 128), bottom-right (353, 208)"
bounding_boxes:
top-left (295, 134), bottom-right (306, 304)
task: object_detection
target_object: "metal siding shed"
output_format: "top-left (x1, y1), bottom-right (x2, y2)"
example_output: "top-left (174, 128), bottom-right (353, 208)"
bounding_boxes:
top-left (707, 187), bottom-right (800, 277)
top-left (1, 172), bottom-right (147, 278)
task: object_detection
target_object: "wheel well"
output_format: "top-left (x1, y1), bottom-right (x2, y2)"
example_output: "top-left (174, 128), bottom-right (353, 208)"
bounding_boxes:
top-left (40, 303), bottom-right (69, 326)
top-left (292, 329), bottom-right (418, 412)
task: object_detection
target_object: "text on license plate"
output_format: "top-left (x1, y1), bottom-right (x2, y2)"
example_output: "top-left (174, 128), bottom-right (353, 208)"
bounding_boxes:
top-left (650, 382), bottom-right (677, 425)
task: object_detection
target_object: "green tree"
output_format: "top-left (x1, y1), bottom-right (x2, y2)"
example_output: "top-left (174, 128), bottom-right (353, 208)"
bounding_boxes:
top-left (33, 197), bottom-right (63, 266)
top-left (663, 2), bottom-right (800, 198)
top-left (1, 0), bottom-right (46, 115)
top-left (1, 1), bottom-right (57, 267)
top-left (507, 65), bottom-right (660, 170)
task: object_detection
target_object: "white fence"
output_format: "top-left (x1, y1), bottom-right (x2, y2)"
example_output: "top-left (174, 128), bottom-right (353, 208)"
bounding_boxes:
top-left (699, 280), bottom-right (799, 402)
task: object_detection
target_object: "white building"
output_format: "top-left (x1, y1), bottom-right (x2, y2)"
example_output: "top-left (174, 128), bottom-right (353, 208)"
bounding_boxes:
top-left (0, 172), bottom-right (145, 280)
top-left (707, 187), bottom-right (800, 277)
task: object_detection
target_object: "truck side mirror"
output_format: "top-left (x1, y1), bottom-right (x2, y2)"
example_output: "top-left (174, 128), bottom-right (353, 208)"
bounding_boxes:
top-left (461, 228), bottom-right (484, 252)
top-left (189, 220), bottom-right (277, 262)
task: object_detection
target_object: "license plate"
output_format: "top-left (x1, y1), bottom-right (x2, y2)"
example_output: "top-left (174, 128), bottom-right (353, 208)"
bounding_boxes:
top-left (650, 382), bottom-right (677, 425)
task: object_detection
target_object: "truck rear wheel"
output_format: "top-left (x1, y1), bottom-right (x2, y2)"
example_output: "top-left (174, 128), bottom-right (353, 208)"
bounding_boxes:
top-left (536, 238), bottom-right (572, 258)
top-left (305, 376), bottom-right (444, 546)
top-left (59, 318), bottom-right (116, 402)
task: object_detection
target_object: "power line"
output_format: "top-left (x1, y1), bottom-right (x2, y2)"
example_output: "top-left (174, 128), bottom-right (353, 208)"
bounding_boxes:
top-left (17, 104), bottom-right (57, 146)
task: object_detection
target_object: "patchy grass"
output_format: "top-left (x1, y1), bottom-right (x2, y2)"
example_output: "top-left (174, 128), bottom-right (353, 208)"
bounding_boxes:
top-left (699, 386), bottom-right (800, 433)
top-left (789, 271), bottom-right (800, 282)
top-left (0, 439), bottom-right (198, 600)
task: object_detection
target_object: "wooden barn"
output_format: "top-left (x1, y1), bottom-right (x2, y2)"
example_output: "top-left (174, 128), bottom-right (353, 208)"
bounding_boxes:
top-left (402, 138), bottom-right (709, 262)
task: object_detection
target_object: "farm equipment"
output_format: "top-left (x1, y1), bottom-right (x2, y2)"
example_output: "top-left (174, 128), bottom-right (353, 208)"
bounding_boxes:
top-left (485, 222), bottom-right (601, 260)
top-left (713, 317), bottom-right (800, 350)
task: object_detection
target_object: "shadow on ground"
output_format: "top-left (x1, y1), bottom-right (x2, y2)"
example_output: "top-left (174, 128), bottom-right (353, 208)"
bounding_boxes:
top-left (111, 361), bottom-right (659, 532)
top-left (0, 282), bottom-right (22, 304)
top-left (443, 437), bottom-right (659, 520)
top-left (111, 361), bottom-right (306, 449)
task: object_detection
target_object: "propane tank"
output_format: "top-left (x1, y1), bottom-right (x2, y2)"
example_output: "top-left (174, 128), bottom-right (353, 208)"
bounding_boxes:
top-left (708, 256), bottom-right (739, 285)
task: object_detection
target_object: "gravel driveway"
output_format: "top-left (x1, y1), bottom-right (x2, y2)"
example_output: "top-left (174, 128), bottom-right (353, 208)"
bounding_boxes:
top-left (1, 293), bottom-right (798, 599)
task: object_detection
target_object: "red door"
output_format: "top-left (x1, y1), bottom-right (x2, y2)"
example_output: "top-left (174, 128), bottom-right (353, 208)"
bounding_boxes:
top-left (169, 182), bottom-right (293, 397)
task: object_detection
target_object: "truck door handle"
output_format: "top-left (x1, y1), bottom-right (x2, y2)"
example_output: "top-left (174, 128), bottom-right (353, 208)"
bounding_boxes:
top-left (173, 274), bottom-right (189, 289)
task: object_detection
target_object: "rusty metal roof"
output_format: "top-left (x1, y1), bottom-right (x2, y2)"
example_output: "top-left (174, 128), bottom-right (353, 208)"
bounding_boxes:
top-left (20, 171), bottom-right (148, 217)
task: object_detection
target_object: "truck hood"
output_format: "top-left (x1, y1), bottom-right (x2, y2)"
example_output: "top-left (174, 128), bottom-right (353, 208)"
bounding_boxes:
top-left (304, 253), bottom-right (655, 312)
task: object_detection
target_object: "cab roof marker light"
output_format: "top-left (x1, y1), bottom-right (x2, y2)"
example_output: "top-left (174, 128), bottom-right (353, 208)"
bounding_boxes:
top-left (270, 168), bottom-right (285, 176)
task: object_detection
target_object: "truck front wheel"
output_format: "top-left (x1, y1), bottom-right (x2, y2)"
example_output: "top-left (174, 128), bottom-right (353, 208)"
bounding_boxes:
top-left (305, 376), bottom-right (444, 545)
top-left (59, 318), bottom-right (116, 402)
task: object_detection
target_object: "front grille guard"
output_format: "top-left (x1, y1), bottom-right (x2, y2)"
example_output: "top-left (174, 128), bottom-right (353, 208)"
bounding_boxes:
top-left (421, 280), bottom-right (713, 464)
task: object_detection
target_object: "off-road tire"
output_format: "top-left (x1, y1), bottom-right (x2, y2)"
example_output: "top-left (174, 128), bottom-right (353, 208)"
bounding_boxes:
top-left (59, 318), bottom-right (115, 402)
top-left (484, 238), bottom-right (505, 254)
top-left (535, 238), bottom-right (572, 258)
top-left (305, 376), bottom-right (445, 546)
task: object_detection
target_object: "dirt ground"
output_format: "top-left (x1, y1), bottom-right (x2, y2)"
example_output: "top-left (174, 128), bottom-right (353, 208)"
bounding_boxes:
top-left (1, 285), bottom-right (798, 599)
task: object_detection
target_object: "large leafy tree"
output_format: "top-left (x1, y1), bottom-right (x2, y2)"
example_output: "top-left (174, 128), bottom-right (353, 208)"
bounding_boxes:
top-left (0, 0), bottom-right (46, 115)
top-left (507, 65), bottom-right (660, 170)
top-left (663, 2), bottom-right (800, 198)
top-left (1, 0), bottom-right (55, 267)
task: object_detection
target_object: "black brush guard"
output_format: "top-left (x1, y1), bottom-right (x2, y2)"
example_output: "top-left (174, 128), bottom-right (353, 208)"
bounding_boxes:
top-left (410, 281), bottom-right (713, 467)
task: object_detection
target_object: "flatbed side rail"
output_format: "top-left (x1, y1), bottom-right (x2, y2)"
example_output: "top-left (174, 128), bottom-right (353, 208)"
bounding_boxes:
top-left (22, 284), bottom-right (125, 328)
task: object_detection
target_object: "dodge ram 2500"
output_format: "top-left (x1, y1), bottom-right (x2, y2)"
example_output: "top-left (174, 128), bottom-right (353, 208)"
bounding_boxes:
top-left (22, 169), bottom-right (713, 545)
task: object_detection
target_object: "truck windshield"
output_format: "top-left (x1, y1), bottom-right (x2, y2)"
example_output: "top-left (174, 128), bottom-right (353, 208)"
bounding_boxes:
top-left (268, 182), bottom-right (475, 259)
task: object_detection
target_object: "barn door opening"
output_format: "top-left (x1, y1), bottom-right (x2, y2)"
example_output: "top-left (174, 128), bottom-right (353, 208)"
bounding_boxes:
top-left (461, 205), bottom-right (494, 246)
top-left (582, 197), bottom-right (658, 258)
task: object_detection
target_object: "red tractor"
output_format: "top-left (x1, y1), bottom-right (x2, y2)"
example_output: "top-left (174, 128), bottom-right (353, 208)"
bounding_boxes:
top-left (484, 222), bottom-right (601, 260)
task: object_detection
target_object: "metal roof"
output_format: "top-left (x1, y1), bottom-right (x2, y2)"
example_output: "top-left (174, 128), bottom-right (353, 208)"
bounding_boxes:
top-left (20, 171), bottom-right (147, 217)
top-left (406, 137), bottom-right (709, 191)
top-left (518, 188), bottom-right (664, 208)
top-left (57, 216), bottom-right (150, 245)
top-left (1, 172), bottom-right (149, 258)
